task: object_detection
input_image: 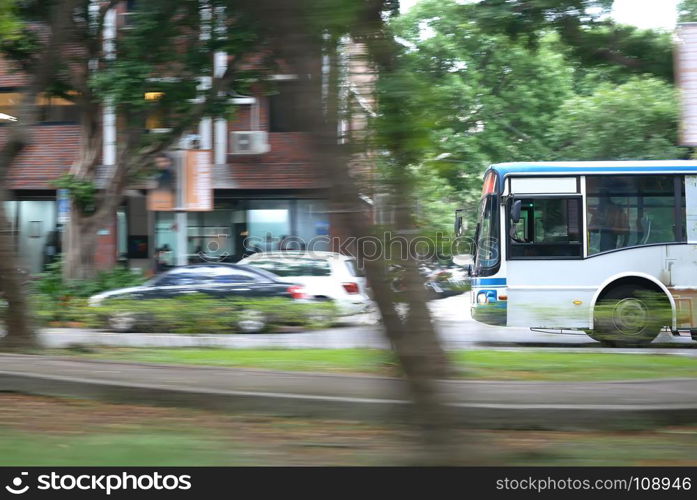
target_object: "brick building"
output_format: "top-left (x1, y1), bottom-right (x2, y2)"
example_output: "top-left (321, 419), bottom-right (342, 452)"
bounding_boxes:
top-left (0, 6), bottom-right (340, 275)
top-left (0, 4), bottom-right (376, 275)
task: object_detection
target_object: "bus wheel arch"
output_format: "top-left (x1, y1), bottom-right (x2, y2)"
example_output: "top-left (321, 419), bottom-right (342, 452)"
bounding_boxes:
top-left (589, 276), bottom-right (673, 347)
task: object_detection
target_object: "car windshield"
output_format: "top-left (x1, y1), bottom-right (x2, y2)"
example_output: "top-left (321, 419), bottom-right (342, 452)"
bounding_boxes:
top-left (248, 258), bottom-right (332, 277)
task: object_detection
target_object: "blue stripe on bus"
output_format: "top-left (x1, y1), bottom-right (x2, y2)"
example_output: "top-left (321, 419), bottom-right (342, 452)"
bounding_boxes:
top-left (486, 162), bottom-right (697, 190)
top-left (472, 278), bottom-right (507, 286)
top-left (491, 162), bottom-right (697, 176)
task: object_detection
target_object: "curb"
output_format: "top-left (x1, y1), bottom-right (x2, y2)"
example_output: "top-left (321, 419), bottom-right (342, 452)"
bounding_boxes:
top-left (2, 370), bottom-right (697, 429)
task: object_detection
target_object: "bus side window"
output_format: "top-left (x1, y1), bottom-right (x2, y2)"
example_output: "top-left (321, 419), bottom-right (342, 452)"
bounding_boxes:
top-left (586, 175), bottom-right (683, 255)
top-left (509, 197), bottom-right (583, 259)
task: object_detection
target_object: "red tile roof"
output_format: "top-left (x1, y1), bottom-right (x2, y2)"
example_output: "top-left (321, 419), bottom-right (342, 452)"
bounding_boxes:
top-left (0, 125), bottom-right (80, 189)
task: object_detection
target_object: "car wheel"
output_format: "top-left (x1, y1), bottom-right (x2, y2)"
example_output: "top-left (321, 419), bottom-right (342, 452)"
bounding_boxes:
top-left (588, 285), bottom-right (668, 347)
top-left (107, 312), bottom-right (137, 333)
top-left (236, 310), bottom-right (267, 333)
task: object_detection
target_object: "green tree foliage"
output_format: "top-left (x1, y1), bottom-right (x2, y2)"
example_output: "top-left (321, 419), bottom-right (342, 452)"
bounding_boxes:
top-left (0, 0), bottom-right (20, 39)
top-left (548, 78), bottom-right (687, 161)
top-left (393, 0), bottom-right (574, 191)
top-left (474, 0), bottom-right (674, 81)
top-left (411, 164), bottom-right (461, 238)
top-left (473, 0), bottom-right (612, 42)
top-left (394, 0), bottom-right (685, 227)
top-left (90, 0), bottom-right (262, 147)
top-left (1, 0), bottom-right (265, 279)
top-left (679, 0), bottom-right (697, 22)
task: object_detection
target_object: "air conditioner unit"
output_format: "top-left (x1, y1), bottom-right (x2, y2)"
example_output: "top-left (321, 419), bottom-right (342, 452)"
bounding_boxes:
top-left (230, 131), bottom-right (270, 155)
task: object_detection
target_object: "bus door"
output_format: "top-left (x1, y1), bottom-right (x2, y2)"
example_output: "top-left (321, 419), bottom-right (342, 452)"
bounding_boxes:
top-left (504, 178), bottom-right (589, 328)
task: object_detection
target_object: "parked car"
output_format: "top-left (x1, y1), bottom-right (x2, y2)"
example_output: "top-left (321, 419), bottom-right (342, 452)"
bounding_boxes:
top-left (238, 251), bottom-right (373, 316)
top-left (87, 263), bottom-right (309, 333)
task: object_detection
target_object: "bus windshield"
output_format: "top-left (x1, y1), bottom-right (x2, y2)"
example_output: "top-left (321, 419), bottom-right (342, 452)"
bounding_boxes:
top-left (473, 194), bottom-right (500, 276)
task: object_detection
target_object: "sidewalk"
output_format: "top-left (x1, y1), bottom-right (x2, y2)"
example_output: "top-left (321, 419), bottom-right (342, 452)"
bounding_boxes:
top-left (1, 353), bottom-right (696, 429)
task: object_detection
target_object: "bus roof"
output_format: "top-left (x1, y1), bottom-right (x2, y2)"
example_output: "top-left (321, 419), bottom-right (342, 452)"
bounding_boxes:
top-left (489, 161), bottom-right (697, 179)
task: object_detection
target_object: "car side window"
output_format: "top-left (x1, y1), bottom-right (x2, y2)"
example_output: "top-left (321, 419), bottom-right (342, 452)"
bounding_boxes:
top-left (248, 259), bottom-right (330, 277)
top-left (156, 273), bottom-right (206, 286)
top-left (213, 272), bottom-right (258, 283)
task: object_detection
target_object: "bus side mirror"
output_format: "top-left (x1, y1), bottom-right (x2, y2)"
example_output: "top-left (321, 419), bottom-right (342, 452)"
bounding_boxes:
top-left (511, 199), bottom-right (522, 224)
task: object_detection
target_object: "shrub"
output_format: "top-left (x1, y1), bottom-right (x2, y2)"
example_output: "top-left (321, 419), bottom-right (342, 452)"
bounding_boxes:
top-left (35, 259), bottom-right (147, 300)
top-left (31, 259), bottom-right (147, 325)
top-left (91, 294), bottom-right (338, 333)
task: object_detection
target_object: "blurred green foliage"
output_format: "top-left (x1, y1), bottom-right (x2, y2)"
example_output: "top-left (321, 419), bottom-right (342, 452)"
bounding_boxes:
top-left (679, 0), bottom-right (697, 22)
top-left (92, 294), bottom-right (337, 333)
top-left (23, 262), bottom-right (336, 331)
top-left (548, 77), bottom-right (685, 161)
top-left (25, 259), bottom-right (146, 325)
top-left (388, 0), bottom-right (686, 232)
top-left (6, 288), bottom-right (336, 333)
top-left (0, 0), bottom-right (20, 40)
top-left (35, 259), bottom-right (147, 300)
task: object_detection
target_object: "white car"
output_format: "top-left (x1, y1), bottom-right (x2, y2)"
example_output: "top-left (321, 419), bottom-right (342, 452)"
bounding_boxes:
top-left (238, 251), bottom-right (373, 316)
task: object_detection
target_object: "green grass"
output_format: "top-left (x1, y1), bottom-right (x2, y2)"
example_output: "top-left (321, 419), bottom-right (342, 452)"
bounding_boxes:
top-left (0, 431), bottom-right (235, 466)
top-left (453, 351), bottom-right (697, 381)
top-left (73, 347), bottom-right (398, 374)
top-left (4, 393), bottom-right (697, 465)
top-left (57, 347), bottom-right (697, 381)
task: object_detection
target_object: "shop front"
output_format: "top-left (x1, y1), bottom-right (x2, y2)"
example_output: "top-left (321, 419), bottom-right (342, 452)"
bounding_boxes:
top-left (3, 195), bottom-right (59, 274)
top-left (151, 193), bottom-right (330, 269)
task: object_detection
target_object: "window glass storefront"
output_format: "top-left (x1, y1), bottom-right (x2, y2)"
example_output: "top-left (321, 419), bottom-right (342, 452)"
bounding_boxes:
top-left (154, 212), bottom-right (177, 269)
top-left (296, 199), bottom-right (329, 251)
top-left (248, 200), bottom-right (291, 253)
top-left (153, 197), bottom-right (330, 269)
top-left (151, 198), bottom-right (329, 271)
top-left (3, 199), bottom-right (57, 274)
top-left (187, 209), bottom-right (243, 262)
top-left (3, 201), bottom-right (16, 233)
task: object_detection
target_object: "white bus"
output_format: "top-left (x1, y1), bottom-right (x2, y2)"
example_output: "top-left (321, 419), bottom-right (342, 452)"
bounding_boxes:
top-left (456, 161), bottom-right (697, 346)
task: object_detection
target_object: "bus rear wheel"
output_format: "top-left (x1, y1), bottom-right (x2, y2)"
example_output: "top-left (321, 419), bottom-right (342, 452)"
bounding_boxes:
top-left (588, 285), bottom-right (668, 347)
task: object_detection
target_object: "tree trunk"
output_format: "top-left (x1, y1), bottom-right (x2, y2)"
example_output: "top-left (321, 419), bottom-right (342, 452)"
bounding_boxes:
top-left (62, 97), bottom-right (103, 281)
top-left (0, 0), bottom-right (85, 348)
top-left (63, 210), bottom-right (100, 281)
top-left (0, 189), bottom-right (36, 351)
top-left (325, 148), bottom-right (458, 463)
top-left (262, 1), bottom-right (460, 463)
top-left (0, 91), bottom-right (37, 351)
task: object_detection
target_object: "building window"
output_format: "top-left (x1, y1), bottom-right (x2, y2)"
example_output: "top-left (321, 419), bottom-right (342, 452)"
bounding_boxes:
top-left (0, 90), bottom-right (78, 124)
top-left (268, 81), bottom-right (306, 132)
top-left (144, 92), bottom-right (172, 132)
top-left (248, 200), bottom-right (291, 251)
top-left (37, 94), bottom-right (80, 123)
top-left (0, 90), bottom-right (20, 122)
